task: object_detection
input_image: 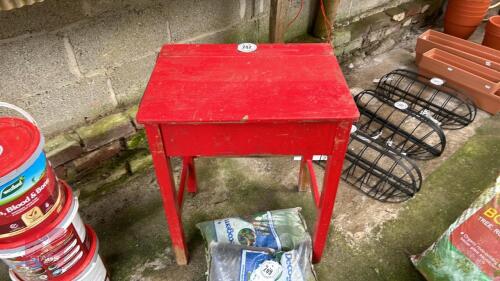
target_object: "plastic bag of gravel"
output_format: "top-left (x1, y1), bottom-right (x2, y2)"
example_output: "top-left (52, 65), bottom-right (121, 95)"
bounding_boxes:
top-left (208, 241), bottom-right (317, 281)
top-left (411, 177), bottom-right (499, 281)
top-left (196, 208), bottom-right (309, 251)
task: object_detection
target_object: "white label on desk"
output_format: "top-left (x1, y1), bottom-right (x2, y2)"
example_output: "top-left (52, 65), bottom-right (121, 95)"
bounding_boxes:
top-left (238, 43), bottom-right (257, 53)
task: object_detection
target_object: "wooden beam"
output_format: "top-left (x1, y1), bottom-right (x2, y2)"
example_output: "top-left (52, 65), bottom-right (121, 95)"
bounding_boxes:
top-left (270, 0), bottom-right (289, 42)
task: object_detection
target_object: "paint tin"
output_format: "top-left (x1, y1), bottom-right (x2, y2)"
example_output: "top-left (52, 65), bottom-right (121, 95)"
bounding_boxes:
top-left (0, 165), bottom-right (65, 240)
top-left (0, 103), bottom-right (61, 238)
top-left (9, 226), bottom-right (110, 281)
top-left (0, 181), bottom-right (88, 281)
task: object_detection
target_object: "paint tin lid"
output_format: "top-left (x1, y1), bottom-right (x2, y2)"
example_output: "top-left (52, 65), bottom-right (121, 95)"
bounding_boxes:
top-left (0, 117), bottom-right (43, 183)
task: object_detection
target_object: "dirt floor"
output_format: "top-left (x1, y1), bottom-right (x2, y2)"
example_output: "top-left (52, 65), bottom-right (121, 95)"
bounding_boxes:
top-left (1, 26), bottom-right (499, 281)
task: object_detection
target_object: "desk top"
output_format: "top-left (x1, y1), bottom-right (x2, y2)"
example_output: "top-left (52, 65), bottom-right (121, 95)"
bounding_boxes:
top-left (137, 43), bottom-right (358, 124)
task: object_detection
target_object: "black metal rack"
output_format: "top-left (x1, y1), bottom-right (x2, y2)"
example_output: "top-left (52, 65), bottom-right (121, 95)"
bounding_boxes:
top-left (376, 69), bottom-right (476, 130)
top-left (341, 128), bottom-right (422, 202)
top-left (354, 90), bottom-right (446, 160)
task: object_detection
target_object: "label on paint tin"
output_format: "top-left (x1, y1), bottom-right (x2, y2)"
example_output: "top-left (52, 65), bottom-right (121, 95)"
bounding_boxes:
top-left (6, 224), bottom-right (90, 281)
top-left (0, 153), bottom-right (47, 205)
top-left (0, 164), bottom-right (62, 237)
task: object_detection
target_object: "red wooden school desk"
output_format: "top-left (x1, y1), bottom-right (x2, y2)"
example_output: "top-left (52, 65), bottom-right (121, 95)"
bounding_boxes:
top-left (137, 43), bottom-right (359, 265)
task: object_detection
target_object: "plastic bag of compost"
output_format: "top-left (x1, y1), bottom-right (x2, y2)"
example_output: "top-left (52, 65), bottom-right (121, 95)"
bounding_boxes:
top-left (208, 241), bottom-right (317, 281)
top-left (197, 208), bottom-right (309, 251)
top-left (411, 177), bottom-right (499, 281)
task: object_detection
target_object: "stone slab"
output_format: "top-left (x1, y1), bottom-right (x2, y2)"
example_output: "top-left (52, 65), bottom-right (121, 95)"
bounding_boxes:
top-left (126, 130), bottom-right (147, 150)
top-left (54, 165), bottom-right (68, 179)
top-left (71, 140), bottom-right (122, 172)
top-left (76, 112), bottom-right (136, 151)
top-left (400, 2), bottom-right (423, 17)
top-left (67, 8), bottom-right (170, 73)
top-left (364, 12), bottom-right (393, 32)
top-left (385, 7), bottom-right (405, 21)
top-left (45, 133), bottom-right (83, 167)
top-left (368, 38), bottom-right (397, 56)
top-left (125, 105), bottom-right (142, 129)
top-left (129, 152), bottom-right (153, 174)
top-left (344, 37), bottom-right (363, 54)
top-left (350, 19), bottom-right (371, 41)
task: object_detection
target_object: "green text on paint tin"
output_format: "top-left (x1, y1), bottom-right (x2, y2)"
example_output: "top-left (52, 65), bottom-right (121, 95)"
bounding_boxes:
top-left (1, 177), bottom-right (25, 199)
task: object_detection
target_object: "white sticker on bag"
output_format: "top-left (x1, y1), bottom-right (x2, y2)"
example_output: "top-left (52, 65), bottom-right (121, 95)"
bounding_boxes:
top-left (250, 261), bottom-right (283, 281)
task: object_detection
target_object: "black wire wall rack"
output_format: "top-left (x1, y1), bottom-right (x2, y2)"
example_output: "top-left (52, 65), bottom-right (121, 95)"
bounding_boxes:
top-left (376, 69), bottom-right (476, 130)
top-left (354, 90), bottom-right (446, 160)
top-left (341, 128), bottom-right (422, 202)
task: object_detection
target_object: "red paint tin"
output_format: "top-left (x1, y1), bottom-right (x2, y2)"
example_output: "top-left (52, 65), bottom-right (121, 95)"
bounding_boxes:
top-left (0, 181), bottom-right (88, 281)
top-left (9, 226), bottom-right (110, 281)
top-left (0, 103), bottom-right (62, 238)
top-left (0, 166), bottom-right (65, 239)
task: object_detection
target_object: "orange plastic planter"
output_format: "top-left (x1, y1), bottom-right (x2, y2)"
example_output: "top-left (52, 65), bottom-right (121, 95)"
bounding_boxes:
top-left (483, 16), bottom-right (500, 50)
top-left (418, 49), bottom-right (500, 114)
top-left (444, 0), bottom-right (490, 39)
top-left (416, 30), bottom-right (500, 72)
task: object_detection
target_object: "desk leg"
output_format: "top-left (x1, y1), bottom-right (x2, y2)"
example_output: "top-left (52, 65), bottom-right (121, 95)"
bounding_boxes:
top-left (312, 122), bottom-right (351, 263)
top-left (298, 155), bottom-right (312, 192)
top-left (145, 125), bottom-right (188, 265)
top-left (185, 157), bottom-right (197, 193)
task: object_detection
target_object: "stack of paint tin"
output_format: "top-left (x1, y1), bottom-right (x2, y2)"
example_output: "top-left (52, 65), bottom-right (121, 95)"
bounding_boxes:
top-left (0, 103), bottom-right (109, 281)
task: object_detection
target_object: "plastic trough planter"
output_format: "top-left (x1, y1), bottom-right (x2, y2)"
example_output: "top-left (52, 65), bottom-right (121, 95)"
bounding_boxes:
top-left (416, 29), bottom-right (500, 72)
top-left (376, 69), bottom-right (477, 130)
top-left (354, 90), bottom-right (446, 160)
top-left (418, 49), bottom-right (500, 114)
top-left (342, 127), bottom-right (422, 203)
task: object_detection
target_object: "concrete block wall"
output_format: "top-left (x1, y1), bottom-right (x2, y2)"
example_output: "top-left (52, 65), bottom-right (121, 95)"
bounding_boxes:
top-left (1, 0), bottom-right (442, 188)
top-left (332, 0), bottom-right (440, 61)
top-left (0, 0), bottom-right (315, 137)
